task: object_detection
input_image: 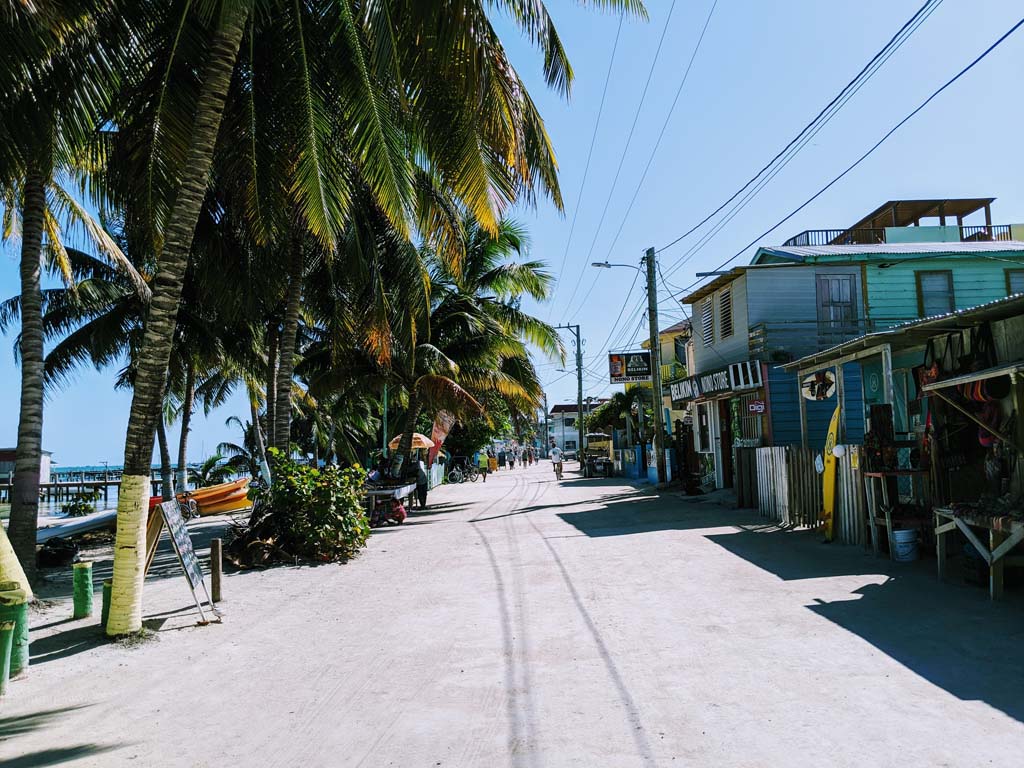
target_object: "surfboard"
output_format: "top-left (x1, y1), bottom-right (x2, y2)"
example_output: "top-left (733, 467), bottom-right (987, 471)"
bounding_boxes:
top-left (821, 404), bottom-right (841, 542)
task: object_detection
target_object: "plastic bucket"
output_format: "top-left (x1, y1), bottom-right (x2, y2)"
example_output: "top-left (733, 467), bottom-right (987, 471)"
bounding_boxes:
top-left (893, 528), bottom-right (919, 562)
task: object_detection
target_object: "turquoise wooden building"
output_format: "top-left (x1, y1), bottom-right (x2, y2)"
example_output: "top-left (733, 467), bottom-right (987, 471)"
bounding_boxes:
top-left (751, 198), bottom-right (1024, 445)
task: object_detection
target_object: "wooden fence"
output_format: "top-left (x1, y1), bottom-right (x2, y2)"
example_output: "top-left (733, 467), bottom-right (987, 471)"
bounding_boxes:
top-left (754, 445), bottom-right (866, 545)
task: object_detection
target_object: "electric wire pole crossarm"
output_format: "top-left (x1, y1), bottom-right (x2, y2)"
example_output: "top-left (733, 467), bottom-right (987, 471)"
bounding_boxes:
top-left (592, 250), bottom-right (667, 484)
top-left (554, 324), bottom-right (585, 468)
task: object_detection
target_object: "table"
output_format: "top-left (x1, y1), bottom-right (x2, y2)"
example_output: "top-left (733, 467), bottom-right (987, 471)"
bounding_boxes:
top-left (364, 482), bottom-right (418, 511)
top-left (934, 506), bottom-right (1024, 600)
top-left (864, 470), bottom-right (930, 560)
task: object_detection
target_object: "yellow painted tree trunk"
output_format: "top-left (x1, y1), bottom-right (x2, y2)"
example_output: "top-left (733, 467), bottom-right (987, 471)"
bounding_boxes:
top-left (0, 522), bottom-right (33, 601)
top-left (104, 474), bottom-right (147, 635)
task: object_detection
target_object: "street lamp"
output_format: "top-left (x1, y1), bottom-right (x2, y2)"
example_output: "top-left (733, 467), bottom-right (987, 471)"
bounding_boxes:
top-left (591, 249), bottom-right (667, 484)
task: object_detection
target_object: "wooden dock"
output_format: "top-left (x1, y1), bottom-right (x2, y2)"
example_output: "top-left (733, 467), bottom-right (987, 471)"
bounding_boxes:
top-left (0, 478), bottom-right (162, 504)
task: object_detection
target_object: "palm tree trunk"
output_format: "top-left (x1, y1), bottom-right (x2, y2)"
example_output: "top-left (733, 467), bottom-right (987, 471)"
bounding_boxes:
top-left (390, 393), bottom-right (421, 478)
top-left (272, 233), bottom-right (304, 453)
top-left (176, 361), bottom-right (195, 491)
top-left (8, 164), bottom-right (48, 586)
top-left (156, 414), bottom-right (174, 500)
top-left (265, 321), bottom-right (278, 450)
top-left (249, 396), bottom-right (271, 484)
top-left (107, 5), bottom-right (248, 637)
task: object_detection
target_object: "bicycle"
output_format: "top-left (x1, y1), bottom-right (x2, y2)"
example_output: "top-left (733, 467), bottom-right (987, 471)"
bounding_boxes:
top-left (464, 465), bottom-right (480, 483)
top-left (447, 466), bottom-right (464, 484)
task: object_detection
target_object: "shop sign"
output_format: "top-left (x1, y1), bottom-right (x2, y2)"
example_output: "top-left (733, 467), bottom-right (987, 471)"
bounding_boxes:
top-left (608, 351), bottom-right (652, 383)
top-left (747, 399), bottom-right (766, 414)
top-left (801, 370), bottom-right (836, 401)
top-left (670, 361), bottom-right (764, 406)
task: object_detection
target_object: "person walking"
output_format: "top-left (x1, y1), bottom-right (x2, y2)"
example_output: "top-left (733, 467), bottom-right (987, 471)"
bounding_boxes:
top-left (416, 457), bottom-right (429, 509)
top-left (498, 448), bottom-right (506, 470)
top-left (508, 447), bottom-right (516, 471)
top-left (477, 450), bottom-right (489, 482)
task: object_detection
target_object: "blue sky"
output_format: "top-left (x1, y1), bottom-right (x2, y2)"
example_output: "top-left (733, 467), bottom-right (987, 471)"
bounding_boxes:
top-left (2, 0), bottom-right (1023, 465)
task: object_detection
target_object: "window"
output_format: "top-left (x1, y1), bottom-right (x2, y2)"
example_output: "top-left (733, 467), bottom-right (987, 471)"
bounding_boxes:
top-left (564, 418), bottom-right (575, 427)
top-left (700, 299), bottom-right (714, 346)
top-left (696, 403), bottom-right (712, 453)
top-left (564, 440), bottom-right (576, 450)
top-left (719, 288), bottom-right (733, 338)
top-left (916, 271), bottom-right (955, 316)
top-left (1007, 269), bottom-right (1024, 296)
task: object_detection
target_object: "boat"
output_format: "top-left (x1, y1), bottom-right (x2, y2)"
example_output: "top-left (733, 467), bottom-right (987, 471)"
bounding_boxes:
top-left (193, 486), bottom-right (252, 515)
top-left (149, 478), bottom-right (252, 515)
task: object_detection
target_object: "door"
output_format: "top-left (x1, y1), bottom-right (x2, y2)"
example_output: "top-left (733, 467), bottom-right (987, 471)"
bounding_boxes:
top-left (718, 399), bottom-right (734, 489)
top-left (816, 274), bottom-right (858, 345)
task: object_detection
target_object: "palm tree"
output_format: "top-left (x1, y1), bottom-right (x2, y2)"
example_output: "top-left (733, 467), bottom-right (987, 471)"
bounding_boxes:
top-left (102, 0), bottom-right (641, 632)
top-left (0, 4), bottom-right (144, 582)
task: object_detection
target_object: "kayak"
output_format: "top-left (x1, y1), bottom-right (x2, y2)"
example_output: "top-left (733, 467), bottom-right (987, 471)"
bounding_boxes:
top-left (195, 488), bottom-right (253, 515)
top-left (183, 477), bottom-right (250, 504)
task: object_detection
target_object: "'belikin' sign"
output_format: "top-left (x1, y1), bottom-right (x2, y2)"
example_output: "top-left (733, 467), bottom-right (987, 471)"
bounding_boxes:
top-left (608, 351), bottom-right (652, 383)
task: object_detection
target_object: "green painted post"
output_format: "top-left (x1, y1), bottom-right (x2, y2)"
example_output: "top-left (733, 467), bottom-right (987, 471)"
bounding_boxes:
top-left (0, 582), bottom-right (28, 678)
top-left (0, 620), bottom-right (14, 696)
top-left (101, 580), bottom-right (112, 630)
top-left (72, 561), bottom-right (94, 619)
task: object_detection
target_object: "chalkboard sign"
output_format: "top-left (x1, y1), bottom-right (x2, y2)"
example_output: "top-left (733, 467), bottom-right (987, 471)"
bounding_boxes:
top-left (160, 500), bottom-right (205, 590)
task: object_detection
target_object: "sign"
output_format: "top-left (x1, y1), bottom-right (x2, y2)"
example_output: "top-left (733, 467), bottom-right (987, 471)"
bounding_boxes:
top-left (801, 370), bottom-right (836, 401)
top-left (669, 361), bottom-right (764, 406)
top-left (747, 399), bottom-right (766, 414)
top-left (428, 410), bottom-right (456, 465)
top-left (608, 351), bottom-right (652, 383)
top-left (159, 501), bottom-right (217, 622)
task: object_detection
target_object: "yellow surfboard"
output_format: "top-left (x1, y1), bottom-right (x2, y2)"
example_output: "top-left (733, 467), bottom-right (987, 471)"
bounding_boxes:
top-left (821, 404), bottom-right (841, 542)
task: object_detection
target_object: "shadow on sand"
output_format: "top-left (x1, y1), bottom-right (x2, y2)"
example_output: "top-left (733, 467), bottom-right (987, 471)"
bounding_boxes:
top-left (0, 706), bottom-right (123, 766)
top-left (554, 484), bottom-right (1024, 725)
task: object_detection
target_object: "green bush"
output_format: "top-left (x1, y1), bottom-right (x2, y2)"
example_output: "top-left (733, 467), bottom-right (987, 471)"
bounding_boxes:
top-left (227, 451), bottom-right (370, 567)
top-left (61, 490), bottom-right (101, 517)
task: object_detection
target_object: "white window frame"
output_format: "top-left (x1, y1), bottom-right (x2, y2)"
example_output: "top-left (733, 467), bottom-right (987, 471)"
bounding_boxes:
top-left (700, 299), bottom-right (714, 347)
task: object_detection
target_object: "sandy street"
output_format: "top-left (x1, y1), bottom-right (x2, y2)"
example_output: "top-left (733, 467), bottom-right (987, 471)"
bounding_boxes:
top-left (3, 462), bottom-right (1024, 767)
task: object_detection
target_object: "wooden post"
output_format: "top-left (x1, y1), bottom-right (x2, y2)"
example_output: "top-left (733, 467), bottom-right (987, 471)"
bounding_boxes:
top-left (990, 529), bottom-right (1005, 600)
top-left (210, 538), bottom-right (222, 603)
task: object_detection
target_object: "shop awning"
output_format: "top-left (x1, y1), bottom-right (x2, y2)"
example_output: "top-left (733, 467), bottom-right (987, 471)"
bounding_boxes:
top-left (920, 361), bottom-right (1024, 392)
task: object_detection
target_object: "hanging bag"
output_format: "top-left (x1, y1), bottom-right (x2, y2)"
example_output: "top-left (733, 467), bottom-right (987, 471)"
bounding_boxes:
top-left (915, 338), bottom-right (941, 389)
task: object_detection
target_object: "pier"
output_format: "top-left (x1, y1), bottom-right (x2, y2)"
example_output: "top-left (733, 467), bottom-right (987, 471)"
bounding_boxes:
top-left (0, 477), bottom-right (162, 504)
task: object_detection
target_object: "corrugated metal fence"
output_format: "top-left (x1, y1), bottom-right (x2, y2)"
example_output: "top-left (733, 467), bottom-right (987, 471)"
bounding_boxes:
top-left (754, 445), bottom-right (866, 545)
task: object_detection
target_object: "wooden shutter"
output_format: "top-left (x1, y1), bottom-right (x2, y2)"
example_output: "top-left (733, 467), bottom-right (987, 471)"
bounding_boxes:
top-left (917, 271), bottom-right (955, 316)
top-left (701, 300), bottom-right (714, 346)
top-left (719, 288), bottom-right (733, 338)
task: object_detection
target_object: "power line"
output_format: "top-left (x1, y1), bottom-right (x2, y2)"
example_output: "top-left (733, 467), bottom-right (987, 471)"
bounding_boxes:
top-left (560, 0), bottom-right (681, 320)
top-left (549, 15), bottom-right (625, 317)
top-left (599, 0), bottom-right (719, 266)
top-left (658, 0), bottom-right (944, 276)
top-left (674, 14), bottom-right (1024, 296)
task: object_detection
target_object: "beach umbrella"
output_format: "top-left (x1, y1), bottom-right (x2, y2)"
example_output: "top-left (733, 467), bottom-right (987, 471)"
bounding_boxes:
top-left (388, 433), bottom-right (435, 450)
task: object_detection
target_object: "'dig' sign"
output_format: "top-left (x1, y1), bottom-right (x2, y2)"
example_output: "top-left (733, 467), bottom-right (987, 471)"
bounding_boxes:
top-left (608, 351), bottom-right (652, 383)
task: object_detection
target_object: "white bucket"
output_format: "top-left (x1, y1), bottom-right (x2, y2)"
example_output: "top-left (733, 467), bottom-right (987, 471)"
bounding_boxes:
top-left (893, 528), bottom-right (919, 562)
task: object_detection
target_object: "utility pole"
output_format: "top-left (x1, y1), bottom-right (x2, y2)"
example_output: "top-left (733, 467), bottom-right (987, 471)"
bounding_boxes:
top-left (644, 247), bottom-right (667, 484)
top-left (555, 324), bottom-right (585, 468)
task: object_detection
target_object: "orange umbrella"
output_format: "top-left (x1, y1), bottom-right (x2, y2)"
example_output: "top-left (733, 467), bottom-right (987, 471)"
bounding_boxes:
top-left (388, 433), bottom-right (435, 450)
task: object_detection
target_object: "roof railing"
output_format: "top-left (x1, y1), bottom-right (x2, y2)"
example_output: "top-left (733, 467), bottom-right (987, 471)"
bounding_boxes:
top-left (782, 224), bottom-right (1013, 248)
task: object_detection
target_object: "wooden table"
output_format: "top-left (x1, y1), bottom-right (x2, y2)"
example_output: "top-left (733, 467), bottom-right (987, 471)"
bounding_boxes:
top-left (864, 470), bottom-right (930, 560)
top-left (934, 506), bottom-right (1024, 600)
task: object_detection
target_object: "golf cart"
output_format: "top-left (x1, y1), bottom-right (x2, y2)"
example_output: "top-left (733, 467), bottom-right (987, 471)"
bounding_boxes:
top-left (582, 432), bottom-right (614, 478)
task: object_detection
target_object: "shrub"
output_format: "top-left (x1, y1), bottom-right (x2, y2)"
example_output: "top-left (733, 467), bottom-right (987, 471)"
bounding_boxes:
top-left (227, 451), bottom-right (370, 568)
top-left (61, 490), bottom-right (101, 517)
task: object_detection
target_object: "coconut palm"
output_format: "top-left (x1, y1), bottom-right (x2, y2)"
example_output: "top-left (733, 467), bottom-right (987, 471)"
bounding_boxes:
top-left (0, 4), bottom-right (145, 582)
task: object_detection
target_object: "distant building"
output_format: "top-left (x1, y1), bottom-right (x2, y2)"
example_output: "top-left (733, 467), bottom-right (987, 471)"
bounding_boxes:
top-left (548, 400), bottom-right (609, 453)
top-left (0, 449), bottom-right (53, 483)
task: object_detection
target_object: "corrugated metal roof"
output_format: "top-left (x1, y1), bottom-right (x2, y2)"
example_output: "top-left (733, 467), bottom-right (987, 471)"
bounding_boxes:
top-left (782, 293), bottom-right (1024, 371)
top-left (758, 241), bottom-right (1024, 261)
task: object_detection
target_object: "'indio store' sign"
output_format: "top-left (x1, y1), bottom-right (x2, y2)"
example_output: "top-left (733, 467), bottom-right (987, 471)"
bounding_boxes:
top-left (670, 361), bottom-right (763, 405)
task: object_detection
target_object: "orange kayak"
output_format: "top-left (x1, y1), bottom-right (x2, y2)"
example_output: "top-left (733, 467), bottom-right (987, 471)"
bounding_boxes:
top-left (181, 478), bottom-right (250, 505)
top-left (196, 488), bottom-right (253, 515)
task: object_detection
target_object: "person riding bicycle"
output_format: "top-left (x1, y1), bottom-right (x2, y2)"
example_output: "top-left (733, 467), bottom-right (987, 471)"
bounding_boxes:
top-left (549, 442), bottom-right (563, 479)
top-left (477, 449), bottom-right (489, 482)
